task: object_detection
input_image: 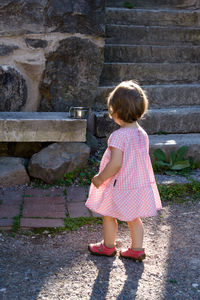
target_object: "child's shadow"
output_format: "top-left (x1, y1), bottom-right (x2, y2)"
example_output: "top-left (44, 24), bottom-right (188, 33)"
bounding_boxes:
top-left (116, 257), bottom-right (144, 300)
top-left (87, 255), bottom-right (144, 300)
top-left (87, 255), bottom-right (116, 300)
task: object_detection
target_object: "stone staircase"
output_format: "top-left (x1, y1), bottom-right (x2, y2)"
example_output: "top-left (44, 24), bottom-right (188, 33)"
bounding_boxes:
top-left (94, 0), bottom-right (200, 161)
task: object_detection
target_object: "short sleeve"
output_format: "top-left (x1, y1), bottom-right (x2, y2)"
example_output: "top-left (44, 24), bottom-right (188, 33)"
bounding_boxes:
top-left (108, 130), bottom-right (125, 152)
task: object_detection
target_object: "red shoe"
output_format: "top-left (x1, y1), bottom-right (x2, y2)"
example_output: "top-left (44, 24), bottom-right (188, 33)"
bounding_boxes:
top-left (88, 242), bottom-right (117, 257)
top-left (120, 248), bottom-right (146, 262)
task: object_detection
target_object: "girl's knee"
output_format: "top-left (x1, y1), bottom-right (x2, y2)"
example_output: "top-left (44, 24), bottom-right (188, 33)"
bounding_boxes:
top-left (103, 216), bottom-right (117, 222)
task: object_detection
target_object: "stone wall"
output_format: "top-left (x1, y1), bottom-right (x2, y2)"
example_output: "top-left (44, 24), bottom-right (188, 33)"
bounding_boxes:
top-left (0, 0), bottom-right (105, 112)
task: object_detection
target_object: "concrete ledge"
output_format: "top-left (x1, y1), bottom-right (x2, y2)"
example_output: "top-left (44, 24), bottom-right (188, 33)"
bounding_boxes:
top-left (0, 112), bottom-right (87, 142)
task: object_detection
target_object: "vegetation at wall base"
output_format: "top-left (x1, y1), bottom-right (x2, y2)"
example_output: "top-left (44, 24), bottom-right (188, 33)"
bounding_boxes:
top-left (123, 1), bottom-right (134, 9)
top-left (158, 180), bottom-right (200, 204)
top-left (153, 146), bottom-right (200, 175)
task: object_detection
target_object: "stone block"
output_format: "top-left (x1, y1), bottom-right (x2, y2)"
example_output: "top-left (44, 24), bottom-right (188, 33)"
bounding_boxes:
top-left (28, 142), bottom-right (90, 184)
top-left (23, 203), bottom-right (66, 211)
top-left (0, 44), bottom-right (19, 56)
top-left (0, 157), bottom-right (30, 188)
top-left (0, 190), bottom-right (23, 205)
top-left (0, 66), bottom-right (27, 112)
top-left (46, 0), bottom-right (105, 36)
top-left (91, 211), bottom-right (102, 217)
top-left (104, 44), bottom-right (200, 63)
top-left (66, 186), bottom-right (88, 202)
top-left (96, 84), bottom-right (200, 109)
top-left (106, 7), bottom-right (200, 27)
top-left (22, 208), bottom-right (66, 218)
top-left (67, 202), bottom-right (91, 218)
top-left (0, 112), bottom-right (86, 142)
top-left (94, 107), bottom-right (200, 137)
top-left (106, 25), bottom-right (200, 46)
top-left (23, 187), bottom-right (65, 197)
top-left (23, 196), bottom-right (65, 205)
top-left (25, 38), bottom-right (48, 49)
top-left (40, 37), bottom-right (104, 111)
top-left (20, 218), bottom-right (64, 228)
top-left (0, 218), bottom-right (13, 230)
top-left (0, 205), bottom-right (20, 218)
top-left (107, 0), bottom-right (200, 9)
top-left (100, 62), bottom-right (200, 86)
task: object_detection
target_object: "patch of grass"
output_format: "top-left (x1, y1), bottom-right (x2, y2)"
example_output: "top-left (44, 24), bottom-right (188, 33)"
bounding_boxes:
top-left (23, 194), bottom-right (33, 198)
top-left (168, 278), bottom-right (177, 284)
top-left (123, 1), bottom-right (134, 9)
top-left (12, 202), bottom-right (24, 233)
top-left (158, 180), bottom-right (200, 203)
top-left (32, 179), bottom-right (53, 189)
top-left (31, 227), bottom-right (66, 235)
top-left (64, 216), bottom-right (103, 231)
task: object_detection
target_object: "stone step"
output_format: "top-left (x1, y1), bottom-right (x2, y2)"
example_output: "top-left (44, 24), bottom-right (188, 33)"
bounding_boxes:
top-left (100, 62), bottom-right (200, 86)
top-left (106, 8), bottom-right (200, 27)
top-left (95, 84), bottom-right (200, 109)
top-left (149, 133), bottom-right (200, 162)
top-left (0, 112), bottom-right (86, 142)
top-left (106, 25), bottom-right (200, 45)
top-left (107, 0), bottom-right (197, 9)
top-left (94, 106), bottom-right (200, 137)
top-left (104, 44), bottom-right (200, 63)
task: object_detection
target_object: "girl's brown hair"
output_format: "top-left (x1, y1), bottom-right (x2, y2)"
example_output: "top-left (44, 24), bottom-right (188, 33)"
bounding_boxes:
top-left (107, 80), bottom-right (148, 123)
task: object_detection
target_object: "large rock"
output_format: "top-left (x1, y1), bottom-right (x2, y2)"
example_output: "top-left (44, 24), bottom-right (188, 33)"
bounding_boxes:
top-left (0, 44), bottom-right (18, 56)
top-left (0, 157), bottom-right (30, 188)
top-left (40, 37), bottom-right (104, 111)
top-left (46, 0), bottom-right (105, 36)
top-left (25, 38), bottom-right (48, 49)
top-left (28, 142), bottom-right (90, 183)
top-left (0, 0), bottom-right (105, 36)
top-left (0, 0), bottom-right (46, 36)
top-left (0, 66), bottom-right (27, 111)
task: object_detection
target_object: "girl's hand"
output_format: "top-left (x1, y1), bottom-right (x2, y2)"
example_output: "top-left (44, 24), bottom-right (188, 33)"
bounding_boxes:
top-left (92, 174), bottom-right (103, 188)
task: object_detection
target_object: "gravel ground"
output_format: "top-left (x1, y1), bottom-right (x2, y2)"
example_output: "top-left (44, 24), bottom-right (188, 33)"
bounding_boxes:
top-left (0, 201), bottom-right (200, 300)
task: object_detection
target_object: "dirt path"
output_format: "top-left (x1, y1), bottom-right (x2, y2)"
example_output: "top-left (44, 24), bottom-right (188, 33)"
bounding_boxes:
top-left (0, 201), bottom-right (200, 300)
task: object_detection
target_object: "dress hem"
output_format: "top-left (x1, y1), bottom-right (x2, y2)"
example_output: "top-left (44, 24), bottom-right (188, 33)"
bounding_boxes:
top-left (86, 205), bottom-right (162, 222)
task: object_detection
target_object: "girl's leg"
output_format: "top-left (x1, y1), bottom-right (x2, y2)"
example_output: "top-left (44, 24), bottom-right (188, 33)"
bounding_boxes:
top-left (103, 216), bottom-right (118, 248)
top-left (127, 217), bottom-right (144, 249)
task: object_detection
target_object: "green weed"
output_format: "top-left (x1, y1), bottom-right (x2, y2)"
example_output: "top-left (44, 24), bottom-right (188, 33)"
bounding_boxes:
top-left (123, 1), bottom-right (134, 8)
top-left (153, 146), bottom-right (199, 175)
top-left (64, 216), bottom-right (102, 231)
top-left (158, 180), bottom-right (200, 203)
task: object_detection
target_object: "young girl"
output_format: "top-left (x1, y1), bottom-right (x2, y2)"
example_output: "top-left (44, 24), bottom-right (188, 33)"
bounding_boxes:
top-left (85, 80), bottom-right (162, 261)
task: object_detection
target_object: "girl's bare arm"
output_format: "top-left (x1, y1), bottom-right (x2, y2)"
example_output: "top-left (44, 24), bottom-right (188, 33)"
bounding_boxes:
top-left (92, 147), bottom-right (123, 188)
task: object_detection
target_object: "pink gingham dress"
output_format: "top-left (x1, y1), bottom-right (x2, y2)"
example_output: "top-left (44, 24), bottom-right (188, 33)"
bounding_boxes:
top-left (85, 126), bottom-right (162, 221)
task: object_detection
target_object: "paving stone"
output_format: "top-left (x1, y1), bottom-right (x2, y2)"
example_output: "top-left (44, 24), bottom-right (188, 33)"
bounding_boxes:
top-left (66, 186), bottom-right (88, 202)
top-left (0, 205), bottom-right (20, 218)
top-left (90, 211), bottom-right (102, 218)
top-left (23, 188), bottom-right (64, 198)
top-left (0, 218), bottom-right (13, 230)
top-left (67, 202), bottom-right (91, 218)
top-left (0, 190), bottom-right (23, 205)
top-left (20, 218), bottom-right (65, 229)
top-left (1, 190), bottom-right (23, 200)
top-left (22, 208), bottom-right (66, 218)
top-left (23, 197), bottom-right (65, 205)
top-left (23, 202), bottom-right (65, 209)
